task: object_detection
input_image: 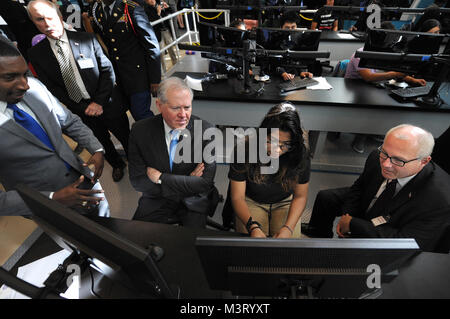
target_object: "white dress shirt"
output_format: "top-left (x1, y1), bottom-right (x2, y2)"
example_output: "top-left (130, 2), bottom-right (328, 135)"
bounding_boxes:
top-left (0, 100), bottom-right (44, 127)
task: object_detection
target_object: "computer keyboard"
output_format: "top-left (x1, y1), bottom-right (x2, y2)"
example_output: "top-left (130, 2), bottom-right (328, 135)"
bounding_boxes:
top-left (390, 84), bottom-right (432, 99)
top-left (279, 77), bottom-right (319, 93)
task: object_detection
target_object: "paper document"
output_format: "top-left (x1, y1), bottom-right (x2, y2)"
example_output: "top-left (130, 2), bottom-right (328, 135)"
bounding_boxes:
top-left (307, 77), bottom-right (333, 90)
top-left (185, 76), bottom-right (203, 92)
top-left (0, 250), bottom-right (80, 299)
top-left (336, 33), bottom-right (356, 40)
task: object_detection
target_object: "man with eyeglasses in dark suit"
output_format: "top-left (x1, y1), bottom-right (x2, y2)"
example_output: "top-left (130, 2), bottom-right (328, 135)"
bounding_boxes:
top-left (303, 124), bottom-right (450, 252)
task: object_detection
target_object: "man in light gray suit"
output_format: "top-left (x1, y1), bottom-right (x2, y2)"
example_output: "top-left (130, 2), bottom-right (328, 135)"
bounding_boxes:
top-left (0, 37), bottom-right (109, 217)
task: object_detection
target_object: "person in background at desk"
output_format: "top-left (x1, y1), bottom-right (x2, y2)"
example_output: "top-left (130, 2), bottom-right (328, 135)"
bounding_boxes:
top-left (418, 18), bottom-right (441, 34)
top-left (229, 103), bottom-right (311, 238)
top-left (310, 0), bottom-right (338, 32)
top-left (128, 77), bottom-right (217, 229)
top-left (303, 124), bottom-right (450, 252)
top-left (274, 12), bottom-right (314, 82)
top-left (344, 21), bottom-right (427, 153)
top-left (208, 19), bottom-right (248, 75)
top-left (349, 0), bottom-right (383, 33)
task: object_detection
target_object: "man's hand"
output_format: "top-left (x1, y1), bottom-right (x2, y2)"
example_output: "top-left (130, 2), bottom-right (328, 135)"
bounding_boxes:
top-left (150, 83), bottom-right (159, 97)
top-left (300, 71), bottom-right (313, 78)
top-left (83, 151), bottom-right (104, 182)
top-left (52, 175), bottom-right (105, 207)
top-left (190, 163), bottom-right (205, 177)
top-left (147, 167), bottom-right (162, 183)
top-left (336, 214), bottom-right (352, 238)
top-left (282, 72), bottom-right (295, 81)
top-left (85, 102), bottom-right (104, 117)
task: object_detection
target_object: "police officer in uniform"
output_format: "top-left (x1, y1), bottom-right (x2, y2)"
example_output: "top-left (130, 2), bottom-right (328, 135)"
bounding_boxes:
top-left (91, 0), bottom-right (161, 121)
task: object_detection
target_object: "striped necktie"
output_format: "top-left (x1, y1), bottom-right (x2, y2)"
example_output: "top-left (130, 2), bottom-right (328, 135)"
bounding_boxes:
top-left (54, 39), bottom-right (84, 103)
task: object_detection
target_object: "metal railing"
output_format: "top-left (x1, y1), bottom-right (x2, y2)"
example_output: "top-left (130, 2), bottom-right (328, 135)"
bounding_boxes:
top-left (149, 8), bottom-right (230, 74)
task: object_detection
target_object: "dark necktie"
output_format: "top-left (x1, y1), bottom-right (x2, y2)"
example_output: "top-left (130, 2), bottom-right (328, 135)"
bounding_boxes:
top-left (169, 130), bottom-right (180, 171)
top-left (366, 179), bottom-right (398, 219)
top-left (7, 104), bottom-right (71, 170)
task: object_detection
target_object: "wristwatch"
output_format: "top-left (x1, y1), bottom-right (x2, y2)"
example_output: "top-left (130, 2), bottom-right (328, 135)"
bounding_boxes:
top-left (246, 217), bottom-right (262, 234)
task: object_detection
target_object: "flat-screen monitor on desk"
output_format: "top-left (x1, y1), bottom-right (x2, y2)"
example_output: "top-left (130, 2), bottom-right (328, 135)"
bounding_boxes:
top-left (363, 28), bottom-right (445, 55)
top-left (16, 184), bottom-right (176, 299)
top-left (256, 28), bottom-right (322, 51)
top-left (196, 237), bottom-right (420, 298)
top-left (199, 22), bottom-right (250, 48)
top-left (358, 28), bottom-right (446, 78)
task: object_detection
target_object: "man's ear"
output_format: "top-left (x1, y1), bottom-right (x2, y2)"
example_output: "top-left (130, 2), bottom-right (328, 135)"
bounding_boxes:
top-left (421, 156), bottom-right (432, 166)
top-left (155, 99), bottom-right (162, 113)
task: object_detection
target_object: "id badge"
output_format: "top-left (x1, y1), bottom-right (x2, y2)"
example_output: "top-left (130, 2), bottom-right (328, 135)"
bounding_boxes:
top-left (371, 216), bottom-right (389, 227)
top-left (77, 58), bottom-right (95, 69)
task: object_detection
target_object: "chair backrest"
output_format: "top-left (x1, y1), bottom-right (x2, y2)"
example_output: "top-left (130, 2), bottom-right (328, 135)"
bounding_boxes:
top-left (332, 59), bottom-right (350, 77)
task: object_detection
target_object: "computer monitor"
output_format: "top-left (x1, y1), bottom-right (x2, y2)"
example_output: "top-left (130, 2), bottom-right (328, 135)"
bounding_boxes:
top-left (16, 184), bottom-right (176, 299)
top-left (358, 28), bottom-right (446, 78)
top-left (256, 27), bottom-right (322, 51)
top-left (198, 22), bottom-right (250, 48)
top-left (264, 0), bottom-right (301, 6)
top-left (196, 237), bottom-right (420, 298)
top-left (363, 28), bottom-right (445, 55)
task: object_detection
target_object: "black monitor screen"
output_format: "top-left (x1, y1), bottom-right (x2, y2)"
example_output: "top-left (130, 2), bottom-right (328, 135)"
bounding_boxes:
top-left (16, 184), bottom-right (175, 298)
top-left (264, 0), bottom-right (301, 6)
top-left (198, 22), bottom-right (249, 48)
top-left (359, 28), bottom-right (446, 79)
top-left (363, 28), bottom-right (445, 55)
top-left (256, 28), bottom-right (322, 51)
top-left (196, 236), bottom-right (420, 298)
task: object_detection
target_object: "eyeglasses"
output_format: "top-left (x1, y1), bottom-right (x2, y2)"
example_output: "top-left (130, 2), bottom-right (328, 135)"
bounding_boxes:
top-left (267, 139), bottom-right (294, 152)
top-left (378, 146), bottom-right (420, 167)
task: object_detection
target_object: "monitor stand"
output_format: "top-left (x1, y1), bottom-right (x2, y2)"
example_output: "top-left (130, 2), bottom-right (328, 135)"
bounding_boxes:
top-left (416, 59), bottom-right (450, 108)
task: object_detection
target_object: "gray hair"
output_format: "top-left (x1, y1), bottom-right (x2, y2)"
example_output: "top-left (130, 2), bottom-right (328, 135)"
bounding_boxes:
top-left (385, 124), bottom-right (435, 158)
top-left (157, 77), bottom-right (193, 104)
top-left (27, 0), bottom-right (63, 20)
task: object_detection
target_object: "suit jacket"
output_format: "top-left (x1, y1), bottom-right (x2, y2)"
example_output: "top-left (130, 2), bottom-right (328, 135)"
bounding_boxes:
top-left (346, 150), bottom-right (450, 251)
top-left (28, 30), bottom-right (127, 119)
top-left (128, 114), bottom-right (216, 215)
top-left (91, 0), bottom-right (161, 95)
top-left (0, 77), bottom-right (103, 216)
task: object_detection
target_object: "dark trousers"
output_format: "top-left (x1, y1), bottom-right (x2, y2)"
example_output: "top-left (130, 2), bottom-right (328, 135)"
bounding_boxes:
top-left (308, 187), bottom-right (351, 238)
top-left (129, 91), bottom-right (154, 121)
top-left (133, 198), bottom-right (207, 229)
top-left (80, 112), bottom-right (130, 169)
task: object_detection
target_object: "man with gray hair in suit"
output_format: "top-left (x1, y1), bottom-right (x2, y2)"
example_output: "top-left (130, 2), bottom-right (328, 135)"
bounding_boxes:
top-left (0, 37), bottom-right (109, 217)
top-left (303, 124), bottom-right (450, 252)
